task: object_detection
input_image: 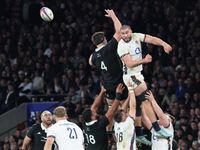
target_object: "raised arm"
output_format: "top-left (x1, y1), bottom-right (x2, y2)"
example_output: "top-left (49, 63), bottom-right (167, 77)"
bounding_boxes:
top-left (105, 83), bottom-right (124, 123)
top-left (120, 94), bottom-right (130, 112)
top-left (105, 9), bottom-right (122, 42)
top-left (121, 54), bottom-right (152, 68)
top-left (91, 86), bottom-right (106, 113)
top-left (145, 91), bottom-right (169, 128)
top-left (144, 35), bottom-right (172, 54)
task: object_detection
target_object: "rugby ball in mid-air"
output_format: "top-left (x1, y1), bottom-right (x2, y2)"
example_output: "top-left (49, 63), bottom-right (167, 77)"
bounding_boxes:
top-left (40, 7), bottom-right (54, 22)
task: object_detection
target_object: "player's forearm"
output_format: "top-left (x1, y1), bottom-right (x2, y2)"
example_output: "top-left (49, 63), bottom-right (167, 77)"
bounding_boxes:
top-left (151, 100), bottom-right (164, 119)
top-left (21, 144), bottom-right (28, 150)
top-left (129, 93), bottom-right (136, 118)
top-left (127, 59), bottom-right (146, 68)
top-left (91, 90), bottom-right (104, 112)
top-left (106, 99), bottom-right (120, 122)
top-left (111, 15), bottom-right (122, 33)
top-left (121, 95), bottom-right (130, 111)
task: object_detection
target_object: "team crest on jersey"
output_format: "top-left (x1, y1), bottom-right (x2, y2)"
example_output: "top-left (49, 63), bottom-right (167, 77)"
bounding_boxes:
top-left (135, 40), bottom-right (138, 44)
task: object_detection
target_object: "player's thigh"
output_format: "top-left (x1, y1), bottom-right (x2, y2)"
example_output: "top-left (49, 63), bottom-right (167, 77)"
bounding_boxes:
top-left (123, 74), bottom-right (146, 92)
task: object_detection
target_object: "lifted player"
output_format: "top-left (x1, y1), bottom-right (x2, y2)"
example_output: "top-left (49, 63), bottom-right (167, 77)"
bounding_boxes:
top-left (89, 9), bottom-right (128, 140)
top-left (117, 25), bottom-right (172, 142)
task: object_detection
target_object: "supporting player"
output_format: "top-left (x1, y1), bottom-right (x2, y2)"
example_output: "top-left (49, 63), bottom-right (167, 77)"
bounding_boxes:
top-left (117, 25), bottom-right (172, 141)
top-left (82, 84), bottom-right (124, 150)
top-left (114, 82), bottom-right (151, 150)
top-left (142, 91), bottom-right (175, 150)
top-left (22, 110), bottom-right (54, 150)
top-left (89, 9), bottom-right (128, 141)
top-left (44, 106), bottom-right (84, 150)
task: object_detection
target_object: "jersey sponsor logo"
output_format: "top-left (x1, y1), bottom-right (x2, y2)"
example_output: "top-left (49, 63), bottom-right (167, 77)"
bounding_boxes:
top-left (37, 132), bottom-right (41, 134)
top-left (135, 47), bottom-right (141, 54)
top-left (117, 127), bottom-right (120, 130)
top-left (97, 53), bottom-right (101, 58)
top-left (86, 127), bottom-right (90, 131)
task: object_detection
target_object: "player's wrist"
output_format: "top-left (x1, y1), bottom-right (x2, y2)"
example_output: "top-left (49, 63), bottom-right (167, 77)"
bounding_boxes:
top-left (128, 87), bottom-right (134, 93)
top-left (115, 92), bottom-right (122, 101)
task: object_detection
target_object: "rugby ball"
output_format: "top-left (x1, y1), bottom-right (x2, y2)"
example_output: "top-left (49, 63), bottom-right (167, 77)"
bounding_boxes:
top-left (40, 7), bottom-right (54, 22)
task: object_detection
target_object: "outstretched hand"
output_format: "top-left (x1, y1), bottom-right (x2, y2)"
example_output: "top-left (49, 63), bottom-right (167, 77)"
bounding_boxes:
top-left (145, 90), bottom-right (155, 102)
top-left (105, 9), bottom-right (115, 18)
top-left (163, 44), bottom-right (172, 54)
top-left (116, 83), bottom-right (125, 94)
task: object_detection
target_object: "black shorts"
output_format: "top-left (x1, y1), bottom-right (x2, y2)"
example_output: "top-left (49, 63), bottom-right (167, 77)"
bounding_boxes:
top-left (103, 81), bottom-right (128, 100)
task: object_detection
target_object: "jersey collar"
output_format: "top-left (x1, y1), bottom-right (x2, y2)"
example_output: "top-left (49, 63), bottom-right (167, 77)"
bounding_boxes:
top-left (95, 45), bottom-right (105, 52)
top-left (41, 123), bottom-right (48, 133)
top-left (85, 120), bottom-right (97, 126)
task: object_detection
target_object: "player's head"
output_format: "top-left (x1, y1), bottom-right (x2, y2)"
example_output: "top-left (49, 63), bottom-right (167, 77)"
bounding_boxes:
top-left (164, 113), bottom-right (176, 125)
top-left (91, 31), bottom-right (107, 46)
top-left (120, 25), bottom-right (132, 43)
top-left (53, 106), bottom-right (67, 122)
top-left (82, 108), bottom-right (100, 123)
top-left (114, 109), bottom-right (127, 123)
top-left (41, 110), bottom-right (52, 126)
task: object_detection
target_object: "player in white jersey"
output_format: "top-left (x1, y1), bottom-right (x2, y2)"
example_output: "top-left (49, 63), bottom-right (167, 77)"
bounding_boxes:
top-left (114, 82), bottom-right (138, 150)
top-left (142, 91), bottom-right (176, 150)
top-left (44, 106), bottom-right (84, 150)
top-left (117, 25), bottom-right (172, 142)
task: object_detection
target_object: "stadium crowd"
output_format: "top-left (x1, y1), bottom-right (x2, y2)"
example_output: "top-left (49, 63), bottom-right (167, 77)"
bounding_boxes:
top-left (0, 0), bottom-right (200, 149)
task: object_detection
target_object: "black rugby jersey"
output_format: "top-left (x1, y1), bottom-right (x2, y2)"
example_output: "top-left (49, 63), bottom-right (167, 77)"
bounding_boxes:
top-left (82, 116), bottom-right (109, 150)
top-left (91, 38), bottom-right (123, 84)
top-left (27, 123), bottom-right (55, 150)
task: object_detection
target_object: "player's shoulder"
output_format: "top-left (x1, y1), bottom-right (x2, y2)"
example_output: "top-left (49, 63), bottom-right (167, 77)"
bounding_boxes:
top-left (30, 123), bottom-right (40, 130)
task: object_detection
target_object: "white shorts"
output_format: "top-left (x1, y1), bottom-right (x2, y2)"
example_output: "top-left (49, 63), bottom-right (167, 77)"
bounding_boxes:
top-left (123, 73), bottom-right (144, 89)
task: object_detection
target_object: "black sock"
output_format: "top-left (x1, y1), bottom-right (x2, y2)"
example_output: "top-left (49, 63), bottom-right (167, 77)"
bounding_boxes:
top-left (152, 121), bottom-right (161, 131)
top-left (107, 131), bottom-right (113, 138)
top-left (135, 126), bottom-right (143, 136)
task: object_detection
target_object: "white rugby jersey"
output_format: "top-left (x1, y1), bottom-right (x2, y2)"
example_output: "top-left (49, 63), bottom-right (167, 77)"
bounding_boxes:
top-left (151, 123), bottom-right (174, 150)
top-left (114, 116), bottom-right (136, 150)
top-left (117, 33), bottom-right (145, 75)
top-left (47, 120), bottom-right (84, 150)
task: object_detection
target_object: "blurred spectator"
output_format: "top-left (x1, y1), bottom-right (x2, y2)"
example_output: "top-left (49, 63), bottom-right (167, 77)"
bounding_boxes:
top-left (69, 48), bottom-right (86, 69)
top-left (42, 62), bottom-right (55, 84)
top-left (175, 78), bottom-right (186, 99)
top-left (13, 129), bottom-right (23, 143)
top-left (67, 86), bottom-right (81, 104)
top-left (0, 83), bottom-right (18, 114)
top-left (18, 76), bottom-right (33, 104)
top-left (161, 86), bottom-right (178, 111)
top-left (32, 70), bottom-right (44, 94)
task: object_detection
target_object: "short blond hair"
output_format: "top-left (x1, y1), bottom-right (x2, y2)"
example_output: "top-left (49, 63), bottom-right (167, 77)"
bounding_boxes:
top-left (53, 106), bottom-right (66, 118)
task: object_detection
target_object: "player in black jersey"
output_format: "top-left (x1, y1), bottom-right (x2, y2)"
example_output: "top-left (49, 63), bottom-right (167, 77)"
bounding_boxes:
top-left (89, 9), bottom-right (128, 105)
top-left (82, 84), bottom-right (124, 150)
top-left (89, 9), bottom-right (128, 139)
top-left (22, 111), bottom-right (55, 150)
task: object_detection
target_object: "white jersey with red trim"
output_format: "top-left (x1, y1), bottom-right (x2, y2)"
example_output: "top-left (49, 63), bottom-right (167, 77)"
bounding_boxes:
top-left (117, 33), bottom-right (145, 75)
top-left (151, 123), bottom-right (174, 150)
top-left (114, 116), bottom-right (136, 150)
top-left (47, 120), bottom-right (84, 150)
